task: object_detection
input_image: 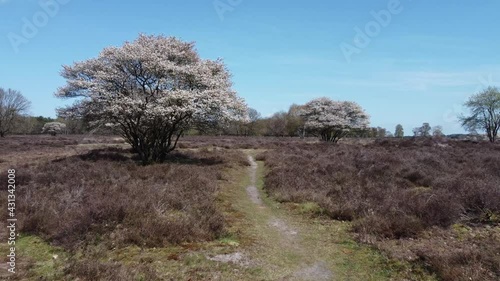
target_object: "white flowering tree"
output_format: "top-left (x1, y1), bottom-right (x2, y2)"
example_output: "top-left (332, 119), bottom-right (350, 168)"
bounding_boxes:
top-left (42, 122), bottom-right (67, 136)
top-left (300, 97), bottom-right (370, 143)
top-left (56, 34), bottom-right (247, 163)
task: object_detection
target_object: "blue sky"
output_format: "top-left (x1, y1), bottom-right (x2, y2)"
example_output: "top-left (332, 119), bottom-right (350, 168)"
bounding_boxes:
top-left (1, 0), bottom-right (500, 135)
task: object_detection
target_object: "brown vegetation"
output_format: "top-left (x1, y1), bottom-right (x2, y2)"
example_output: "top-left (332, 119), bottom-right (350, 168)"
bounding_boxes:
top-left (63, 257), bottom-right (159, 281)
top-left (2, 135), bottom-right (498, 280)
top-left (261, 138), bottom-right (500, 280)
top-left (178, 135), bottom-right (319, 149)
top-left (0, 135), bottom-right (78, 154)
top-left (1, 145), bottom-right (247, 252)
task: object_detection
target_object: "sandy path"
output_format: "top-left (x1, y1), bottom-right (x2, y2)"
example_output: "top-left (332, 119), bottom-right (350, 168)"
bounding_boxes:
top-left (246, 155), bottom-right (263, 205)
top-left (210, 152), bottom-right (398, 280)
top-left (245, 155), bottom-right (334, 281)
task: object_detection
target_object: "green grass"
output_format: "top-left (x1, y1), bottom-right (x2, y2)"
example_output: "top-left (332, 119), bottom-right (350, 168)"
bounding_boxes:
top-left (0, 235), bottom-right (69, 280)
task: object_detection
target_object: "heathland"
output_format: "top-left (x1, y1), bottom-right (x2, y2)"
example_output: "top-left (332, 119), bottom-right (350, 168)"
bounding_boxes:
top-left (0, 135), bottom-right (498, 280)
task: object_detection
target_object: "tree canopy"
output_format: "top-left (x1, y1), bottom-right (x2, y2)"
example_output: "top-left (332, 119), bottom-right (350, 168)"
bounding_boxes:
top-left (460, 86), bottom-right (500, 142)
top-left (395, 124), bottom-right (404, 138)
top-left (56, 34), bottom-right (247, 163)
top-left (413, 123), bottom-right (431, 137)
top-left (300, 97), bottom-right (370, 143)
top-left (42, 122), bottom-right (67, 136)
top-left (0, 88), bottom-right (31, 137)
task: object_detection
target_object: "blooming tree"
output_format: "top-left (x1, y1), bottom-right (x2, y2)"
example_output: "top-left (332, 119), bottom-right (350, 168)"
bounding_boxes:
top-left (300, 97), bottom-right (370, 143)
top-left (42, 122), bottom-right (67, 136)
top-left (56, 34), bottom-right (247, 163)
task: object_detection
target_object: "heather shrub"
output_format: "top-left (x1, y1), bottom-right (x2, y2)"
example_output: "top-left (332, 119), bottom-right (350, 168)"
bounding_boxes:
top-left (1, 148), bottom-right (244, 250)
top-left (0, 135), bottom-right (78, 155)
top-left (408, 227), bottom-right (499, 281)
top-left (177, 135), bottom-right (318, 149)
top-left (263, 141), bottom-right (500, 235)
top-left (261, 140), bottom-right (500, 279)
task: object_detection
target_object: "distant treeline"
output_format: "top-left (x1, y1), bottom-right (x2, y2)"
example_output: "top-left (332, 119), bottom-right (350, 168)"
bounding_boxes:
top-left (13, 113), bottom-right (461, 141)
top-left (190, 105), bottom-right (392, 138)
top-left (16, 113), bottom-right (391, 139)
top-left (10, 115), bottom-right (86, 135)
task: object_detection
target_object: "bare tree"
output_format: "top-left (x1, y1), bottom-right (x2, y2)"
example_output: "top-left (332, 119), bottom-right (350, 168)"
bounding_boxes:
top-left (248, 108), bottom-right (261, 122)
top-left (413, 123), bottom-right (431, 137)
top-left (267, 111), bottom-right (288, 137)
top-left (286, 104), bottom-right (305, 137)
top-left (244, 108), bottom-right (261, 136)
top-left (0, 88), bottom-right (31, 137)
top-left (432, 126), bottom-right (444, 137)
top-left (460, 87), bottom-right (500, 142)
top-left (376, 127), bottom-right (387, 138)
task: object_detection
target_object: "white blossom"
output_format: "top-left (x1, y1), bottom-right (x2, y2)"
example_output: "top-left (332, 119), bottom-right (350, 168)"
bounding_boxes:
top-left (42, 122), bottom-right (66, 136)
top-left (300, 97), bottom-right (370, 142)
top-left (56, 34), bottom-right (247, 163)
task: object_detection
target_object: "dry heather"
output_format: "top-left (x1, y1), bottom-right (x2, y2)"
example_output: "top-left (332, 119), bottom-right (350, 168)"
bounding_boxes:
top-left (0, 135), bottom-right (79, 160)
top-left (0, 135), bottom-right (127, 170)
top-left (178, 135), bottom-right (320, 149)
top-left (262, 138), bottom-right (500, 281)
top-left (0, 135), bottom-right (126, 153)
top-left (1, 146), bottom-right (248, 251)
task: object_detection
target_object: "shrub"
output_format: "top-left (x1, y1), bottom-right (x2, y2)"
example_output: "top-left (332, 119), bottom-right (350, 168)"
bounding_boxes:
top-left (261, 140), bottom-right (500, 280)
top-left (1, 148), bottom-right (246, 250)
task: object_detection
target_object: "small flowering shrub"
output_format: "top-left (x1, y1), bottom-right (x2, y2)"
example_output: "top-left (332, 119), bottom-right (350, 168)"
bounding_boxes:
top-left (41, 122), bottom-right (66, 136)
top-left (300, 97), bottom-right (370, 143)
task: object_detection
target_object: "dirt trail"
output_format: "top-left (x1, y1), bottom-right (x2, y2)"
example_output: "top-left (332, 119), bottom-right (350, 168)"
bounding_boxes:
top-left (209, 150), bottom-right (401, 281)
top-left (247, 156), bottom-right (300, 241)
top-left (211, 152), bottom-right (401, 280)
top-left (244, 155), bottom-right (333, 280)
top-left (245, 156), bottom-right (263, 206)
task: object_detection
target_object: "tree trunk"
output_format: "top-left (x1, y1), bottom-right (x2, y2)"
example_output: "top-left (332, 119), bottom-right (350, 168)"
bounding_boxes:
top-left (489, 134), bottom-right (496, 143)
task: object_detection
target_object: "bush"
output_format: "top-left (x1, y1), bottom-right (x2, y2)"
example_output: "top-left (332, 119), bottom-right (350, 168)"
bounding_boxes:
top-left (1, 148), bottom-right (246, 250)
top-left (261, 140), bottom-right (500, 280)
top-left (263, 141), bottom-right (500, 236)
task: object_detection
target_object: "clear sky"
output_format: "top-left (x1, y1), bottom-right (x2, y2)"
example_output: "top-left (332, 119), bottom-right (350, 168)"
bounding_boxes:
top-left (1, 0), bottom-right (500, 135)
